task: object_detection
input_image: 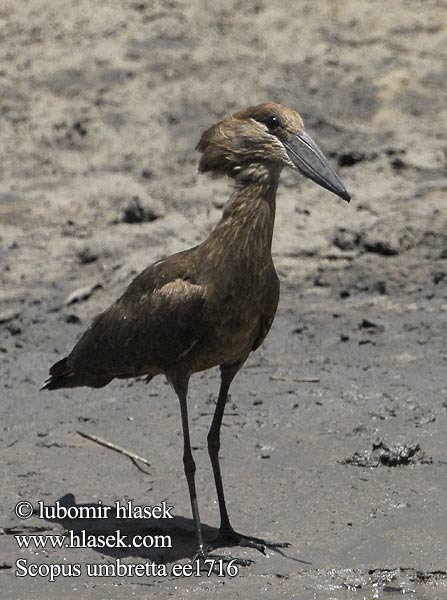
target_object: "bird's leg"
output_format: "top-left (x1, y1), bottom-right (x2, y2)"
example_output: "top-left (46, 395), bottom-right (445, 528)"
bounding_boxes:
top-left (207, 363), bottom-right (290, 555)
top-left (207, 363), bottom-right (238, 533)
top-left (171, 375), bottom-right (206, 560)
top-left (171, 372), bottom-right (252, 568)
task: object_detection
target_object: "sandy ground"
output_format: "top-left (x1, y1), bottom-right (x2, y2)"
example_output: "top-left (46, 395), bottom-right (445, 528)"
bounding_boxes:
top-left (1, 0), bottom-right (447, 598)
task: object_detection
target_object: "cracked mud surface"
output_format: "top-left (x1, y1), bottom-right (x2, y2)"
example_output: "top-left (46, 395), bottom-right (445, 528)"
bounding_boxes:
top-left (1, 1), bottom-right (447, 598)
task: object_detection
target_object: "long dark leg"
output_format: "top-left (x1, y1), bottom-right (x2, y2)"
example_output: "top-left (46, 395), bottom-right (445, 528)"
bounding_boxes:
top-left (171, 372), bottom-right (252, 567)
top-left (207, 363), bottom-right (290, 554)
top-left (171, 375), bottom-right (205, 559)
top-left (207, 362), bottom-right (239, 532)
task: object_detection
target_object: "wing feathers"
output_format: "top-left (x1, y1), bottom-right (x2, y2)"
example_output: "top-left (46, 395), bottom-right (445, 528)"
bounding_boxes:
top-left (45, 271), bottom-right (208, 389)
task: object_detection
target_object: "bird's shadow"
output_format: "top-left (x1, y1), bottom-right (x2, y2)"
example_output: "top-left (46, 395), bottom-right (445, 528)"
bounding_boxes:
top-left (39, 493), bottom-right (216, 564)
top-left (39, 493), bottom-right (311, 566)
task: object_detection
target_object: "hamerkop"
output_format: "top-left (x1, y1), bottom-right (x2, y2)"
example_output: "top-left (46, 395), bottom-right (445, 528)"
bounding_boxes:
top-left (43, 103), bottom-right (350, 562)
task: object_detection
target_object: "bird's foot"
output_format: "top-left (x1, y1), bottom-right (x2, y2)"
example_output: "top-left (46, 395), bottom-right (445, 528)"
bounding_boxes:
top-left (192, 545), bottom-right (253, 569)
top-left (209, 526), bottom-right (290, 555)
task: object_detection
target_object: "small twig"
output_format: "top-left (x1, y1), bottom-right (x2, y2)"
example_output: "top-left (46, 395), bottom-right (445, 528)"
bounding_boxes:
top-left (269, 375), bottom-right (320, 383)
top-left (77, 431), bottom-right (151, 470)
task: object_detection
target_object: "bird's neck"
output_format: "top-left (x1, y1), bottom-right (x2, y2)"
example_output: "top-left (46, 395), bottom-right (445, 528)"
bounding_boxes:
top-left (230, 166), bottom-right (279, 213)
top-left (210, 164), bottom-right (280, 259)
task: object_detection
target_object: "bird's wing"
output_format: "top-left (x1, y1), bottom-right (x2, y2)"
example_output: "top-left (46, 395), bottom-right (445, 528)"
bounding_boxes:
top-left (52, 250), bottom-right (208, 386)
top-left (251, 270), bottom-right (280, 352)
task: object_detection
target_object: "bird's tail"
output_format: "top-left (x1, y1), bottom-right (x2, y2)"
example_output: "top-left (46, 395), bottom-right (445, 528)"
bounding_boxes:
top-left (41, 357), bottom-right (76, 390)
top-left (42, 354), bottom-right (112, 390)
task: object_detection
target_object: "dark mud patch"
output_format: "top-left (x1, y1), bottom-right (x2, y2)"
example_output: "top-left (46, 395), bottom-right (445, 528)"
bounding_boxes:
top-left (342, 439), bottom-right (432, 467)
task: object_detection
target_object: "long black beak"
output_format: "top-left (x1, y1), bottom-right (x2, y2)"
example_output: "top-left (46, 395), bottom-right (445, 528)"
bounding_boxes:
top-left (284, 131), bottom-right (351, 202)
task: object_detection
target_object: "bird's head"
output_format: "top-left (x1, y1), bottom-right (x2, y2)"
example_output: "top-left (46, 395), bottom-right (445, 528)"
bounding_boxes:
top-left (197, 102), bottom-right (350, 202)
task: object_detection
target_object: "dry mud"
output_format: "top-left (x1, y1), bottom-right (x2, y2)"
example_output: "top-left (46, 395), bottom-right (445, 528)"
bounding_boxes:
top-left (1, 1), bottom-right (447, 598)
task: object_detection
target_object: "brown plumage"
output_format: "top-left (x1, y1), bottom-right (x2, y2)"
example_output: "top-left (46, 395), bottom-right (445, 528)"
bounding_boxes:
top-left (43, 102), bottom-right (350, 562)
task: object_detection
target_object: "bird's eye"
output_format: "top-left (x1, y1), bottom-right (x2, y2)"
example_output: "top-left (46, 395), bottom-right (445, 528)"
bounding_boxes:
top-left (264, 115), bottom-right (281, 131)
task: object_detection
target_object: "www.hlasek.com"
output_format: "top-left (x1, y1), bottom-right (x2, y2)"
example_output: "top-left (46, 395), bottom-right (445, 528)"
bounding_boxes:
top-left (14, 499), bottom-right (240, 580)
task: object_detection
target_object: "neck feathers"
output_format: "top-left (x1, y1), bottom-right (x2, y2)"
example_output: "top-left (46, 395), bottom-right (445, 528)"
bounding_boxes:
top-left (216, 167), bottom-right (279, 257)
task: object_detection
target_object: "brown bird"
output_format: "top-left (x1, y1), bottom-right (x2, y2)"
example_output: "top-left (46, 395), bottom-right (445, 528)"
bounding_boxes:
top-left (43, 102), bottom-right (350, 562)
